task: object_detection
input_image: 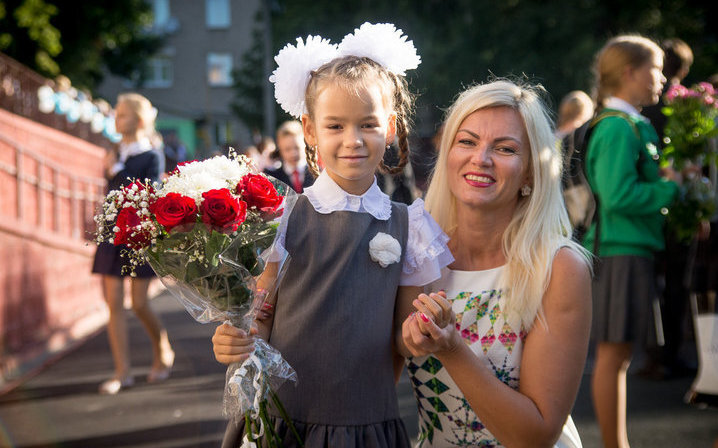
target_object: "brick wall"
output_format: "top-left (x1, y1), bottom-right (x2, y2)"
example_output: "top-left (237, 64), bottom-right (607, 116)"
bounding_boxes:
top-left (0, 109), bottom-right (108, 391)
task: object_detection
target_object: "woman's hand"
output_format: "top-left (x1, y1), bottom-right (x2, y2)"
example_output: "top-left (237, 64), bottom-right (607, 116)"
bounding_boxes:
top-left (402, 307), bottom-right (460, 357)
top-left (412, 291), bottom-right (452, 330)
top-left (211, 322), bottom-right (257, 365)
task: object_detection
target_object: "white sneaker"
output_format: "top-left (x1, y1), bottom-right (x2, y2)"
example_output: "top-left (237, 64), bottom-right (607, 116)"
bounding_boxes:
top-left (99, 376), bottom-right (134, 395)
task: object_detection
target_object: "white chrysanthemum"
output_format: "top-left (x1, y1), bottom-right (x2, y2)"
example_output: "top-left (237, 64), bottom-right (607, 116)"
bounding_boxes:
top-left (162, 172), bottom-right (227, 202)
top-left (198, 155), bottom-right (250, 186)
top-left (338, 22), bottom-right (421, 76)
top-left (269, 35), bottom-right (339, 117)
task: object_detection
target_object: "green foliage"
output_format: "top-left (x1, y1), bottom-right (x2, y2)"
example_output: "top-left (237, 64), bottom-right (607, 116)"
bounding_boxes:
top-left (230, 10), bottom-right (269, 135)
top-left (660, 82), bottom-right (718, 242)
top-left (228, 0), bottom-right (718, 135)
top-left (662, 84), bottom-right (718, 169)
top-left (0, 0), bottom-right (164, 91)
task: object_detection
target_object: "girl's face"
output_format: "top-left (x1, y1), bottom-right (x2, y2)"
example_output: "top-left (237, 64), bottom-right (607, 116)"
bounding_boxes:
top-left (447, 106), bottom-right (531, 216)
top-left (629, 53), bottom-right (666, 107)
top-left (302, 83), bottom-right (396, 195)
top-left (114, 101), bottom-right (140, 137)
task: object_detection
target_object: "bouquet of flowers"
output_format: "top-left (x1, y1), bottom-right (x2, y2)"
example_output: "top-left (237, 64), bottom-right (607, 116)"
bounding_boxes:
top-left (661, 82), bottom-right (718, 242)
top-left (94, 151), bottom-right (300, 446)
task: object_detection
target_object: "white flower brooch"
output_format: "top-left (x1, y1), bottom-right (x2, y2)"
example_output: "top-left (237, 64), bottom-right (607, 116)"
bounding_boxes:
top-left (369, 232), bottom-right (402, 268)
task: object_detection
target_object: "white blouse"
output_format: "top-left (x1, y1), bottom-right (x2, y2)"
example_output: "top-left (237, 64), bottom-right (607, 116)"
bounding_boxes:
top-left (108, 138), bottom-right (154, 177)
top-left (270, 171), bottom-right (453, 286)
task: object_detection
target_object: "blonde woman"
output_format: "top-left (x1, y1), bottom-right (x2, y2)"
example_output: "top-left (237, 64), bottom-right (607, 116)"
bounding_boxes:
top-left (92, 93), bottom-right (174, 394)
top-left (401, 80), bottom-right (592, 447)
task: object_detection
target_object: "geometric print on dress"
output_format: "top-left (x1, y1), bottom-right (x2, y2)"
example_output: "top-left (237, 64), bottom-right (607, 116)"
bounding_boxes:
top-left (454, 289), bottom-right (498, 347)
top-left (410, 285), bottom-right (529, 448)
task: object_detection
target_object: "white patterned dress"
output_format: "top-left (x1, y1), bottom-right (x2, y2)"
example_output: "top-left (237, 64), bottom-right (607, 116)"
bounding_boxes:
top-left (406, 266), bottom-right (582, 448)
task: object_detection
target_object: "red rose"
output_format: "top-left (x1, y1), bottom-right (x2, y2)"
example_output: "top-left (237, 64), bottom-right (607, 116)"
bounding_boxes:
top-left (236, 174), bottom-right (283, 213)
top-left (200, 188), bottom-right (247, 232)
top-left (150, 193), bottom-right (198, 232)
top-left (114, 206), bottom-right (151, 249)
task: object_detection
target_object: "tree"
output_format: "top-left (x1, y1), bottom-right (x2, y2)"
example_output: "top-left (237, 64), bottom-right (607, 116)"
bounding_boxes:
top-left (265, 0), bottom-right (717, 129)
top-left (230, 10), bottom-right (270, 138)
top-left (0, 0), bottom-right (164, 92)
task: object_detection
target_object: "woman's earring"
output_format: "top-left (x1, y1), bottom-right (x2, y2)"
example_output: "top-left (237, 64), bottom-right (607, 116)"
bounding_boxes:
top-left (521, 185), bottom-right (532, 197)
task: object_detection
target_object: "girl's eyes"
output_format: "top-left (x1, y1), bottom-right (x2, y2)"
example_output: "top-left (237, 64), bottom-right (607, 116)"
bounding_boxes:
top-left (325, 123), bottom-right (379, 130)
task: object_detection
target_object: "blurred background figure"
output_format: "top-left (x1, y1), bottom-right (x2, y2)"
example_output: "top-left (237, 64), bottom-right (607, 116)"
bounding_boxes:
top-left (640, 38), bottom-right (695, 382)
top-left (556, 90), bottom-right (595, 139)
top-left (264, 120), bottom-right (314, 192)
top-left (583, 35), bottom-right (680, 448)
top-left (91, 93), bottom-right (174, 395)
top-left (643, 38), bottom-right (694, 143)
top-left (162, 129), bottom-right (187, 173)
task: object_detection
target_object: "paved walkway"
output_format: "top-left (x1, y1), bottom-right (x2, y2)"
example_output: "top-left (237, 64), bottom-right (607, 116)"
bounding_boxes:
top-left (1, 289), bottom-right (716, 447)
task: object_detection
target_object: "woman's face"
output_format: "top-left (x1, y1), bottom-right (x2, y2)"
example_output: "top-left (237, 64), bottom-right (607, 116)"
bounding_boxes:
top-left (114, 101), bottom-right (139, 137)
top-left (630, 53), bottom-right (666, 107)
top-left (446, 106), bottom-right (531, 215)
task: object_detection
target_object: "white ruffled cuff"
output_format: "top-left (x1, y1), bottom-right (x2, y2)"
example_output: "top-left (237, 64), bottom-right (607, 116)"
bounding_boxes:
top-left (400, 199), bottom-right (454, 286)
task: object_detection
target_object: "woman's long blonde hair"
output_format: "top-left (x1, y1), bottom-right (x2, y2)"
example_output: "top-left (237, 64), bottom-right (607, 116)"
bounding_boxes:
top-left (425, 80), bottom-right (590, 329)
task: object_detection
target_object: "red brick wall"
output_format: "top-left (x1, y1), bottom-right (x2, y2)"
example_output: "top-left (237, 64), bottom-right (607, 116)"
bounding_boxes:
top-left (0, 109), bottom-right (108, 391)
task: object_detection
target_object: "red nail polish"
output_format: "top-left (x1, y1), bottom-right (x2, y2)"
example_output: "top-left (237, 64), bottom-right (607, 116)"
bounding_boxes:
top-left (420, 313), bottom-right (429, 323)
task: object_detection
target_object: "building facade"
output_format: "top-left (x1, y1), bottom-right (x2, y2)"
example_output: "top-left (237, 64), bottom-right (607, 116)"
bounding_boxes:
top-left (97, 0), bottom-right (264, 158)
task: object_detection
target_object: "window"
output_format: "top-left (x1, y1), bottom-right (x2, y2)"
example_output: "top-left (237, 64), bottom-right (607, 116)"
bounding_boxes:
top-left (144, 55), bottom-right (173, 88)
top-left (151, 0), bottom-right (170, 26)
top-left (207, 53), bottom-right (233, 87)
top-left (206, 0), bottom-right (230, 29)
top-left (214, 120), bottom-right (233, 146)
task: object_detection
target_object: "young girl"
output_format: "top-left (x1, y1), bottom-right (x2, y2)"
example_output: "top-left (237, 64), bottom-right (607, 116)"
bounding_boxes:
top-left (212, 23), bottom-right (453, 447)
top-left (92, 93), bottom-right (174, 394)
top-left (583, 36), bottom-right (679, 448)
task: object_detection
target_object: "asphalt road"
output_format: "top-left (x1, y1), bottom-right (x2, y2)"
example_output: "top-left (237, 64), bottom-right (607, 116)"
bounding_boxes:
top-left (1, 289), bottom-right (716, 447)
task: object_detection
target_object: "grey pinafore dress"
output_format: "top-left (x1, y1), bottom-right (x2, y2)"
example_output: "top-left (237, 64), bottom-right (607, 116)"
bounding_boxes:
top-left (222, 194), bottom-right (411, 447)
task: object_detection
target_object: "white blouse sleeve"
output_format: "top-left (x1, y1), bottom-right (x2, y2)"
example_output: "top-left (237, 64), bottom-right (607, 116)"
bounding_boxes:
top-left (400, 198), bottom-right (454, 286)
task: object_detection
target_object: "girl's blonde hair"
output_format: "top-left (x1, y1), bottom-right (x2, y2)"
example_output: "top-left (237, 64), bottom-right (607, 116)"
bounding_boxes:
top-left (592, 35), bottom-right (663, 111)
top-left (557, 90), bottom-right (594, 129)
top-left (424, 80), bottom-right (590, 329)
top-left (303, 55), bottom-right (414, 177)
top-left (117, 92), bottom-right (159, 143)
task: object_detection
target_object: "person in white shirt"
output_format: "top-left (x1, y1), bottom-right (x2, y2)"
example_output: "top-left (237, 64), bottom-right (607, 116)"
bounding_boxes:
top-left (264, 120), bottom-right (314, 193)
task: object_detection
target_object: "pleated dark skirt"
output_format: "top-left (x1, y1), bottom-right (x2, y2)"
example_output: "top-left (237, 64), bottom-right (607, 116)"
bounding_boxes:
top-left (222, 414), bottom-right (410, 448)
top-left (91, 241), bottom-right (155, 278)
top-left (591, 255), bottom-right (655, 343)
